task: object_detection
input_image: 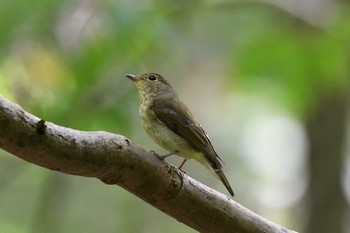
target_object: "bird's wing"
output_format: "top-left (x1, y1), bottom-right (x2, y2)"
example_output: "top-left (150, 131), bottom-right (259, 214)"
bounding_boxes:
top-left (153, 97), bottom-right (235, 196)
top-left (152, 97), bottom-right (222, 168)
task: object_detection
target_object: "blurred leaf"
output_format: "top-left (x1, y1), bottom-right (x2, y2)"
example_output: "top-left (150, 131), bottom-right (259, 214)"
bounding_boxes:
top-left (232, 23), bottom-right (349, 116)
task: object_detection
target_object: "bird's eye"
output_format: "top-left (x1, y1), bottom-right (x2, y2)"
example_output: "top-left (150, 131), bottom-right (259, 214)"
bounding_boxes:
top-left (148, 75), bottom-right (157, 81)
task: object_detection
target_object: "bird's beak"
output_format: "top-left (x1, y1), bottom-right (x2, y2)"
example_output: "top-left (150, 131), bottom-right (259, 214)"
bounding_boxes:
top-left (126, 74), bottom-right (138, 81)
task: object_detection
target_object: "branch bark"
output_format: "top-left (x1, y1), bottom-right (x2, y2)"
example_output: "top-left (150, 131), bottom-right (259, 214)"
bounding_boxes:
top-left (0, 95), bottom-right (297, 233)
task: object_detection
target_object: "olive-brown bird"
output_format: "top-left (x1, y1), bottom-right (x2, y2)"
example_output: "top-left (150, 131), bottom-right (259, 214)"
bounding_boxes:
top-left (126, 73), bottom-right (234, 196)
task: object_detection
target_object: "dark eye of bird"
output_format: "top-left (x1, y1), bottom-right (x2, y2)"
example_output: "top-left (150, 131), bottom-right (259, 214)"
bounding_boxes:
top-left (148, 75), bottom-right (157, 81)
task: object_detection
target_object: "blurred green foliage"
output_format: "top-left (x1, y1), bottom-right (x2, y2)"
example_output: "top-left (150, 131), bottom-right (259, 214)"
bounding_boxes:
top-left (234, 23), bottom-right (349, 115)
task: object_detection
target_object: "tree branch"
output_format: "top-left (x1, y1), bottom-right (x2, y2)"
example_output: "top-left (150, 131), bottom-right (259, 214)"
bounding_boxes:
top-left (0, 95), bottom-right (297, 233)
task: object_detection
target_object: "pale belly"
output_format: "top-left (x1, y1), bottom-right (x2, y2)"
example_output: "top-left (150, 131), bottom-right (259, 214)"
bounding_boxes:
top-left (141, 115), bottom-right (205, 163)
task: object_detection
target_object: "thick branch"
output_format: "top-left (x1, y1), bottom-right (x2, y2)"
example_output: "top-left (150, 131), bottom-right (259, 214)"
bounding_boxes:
top-left (0, 95), bottom-right (297, 233)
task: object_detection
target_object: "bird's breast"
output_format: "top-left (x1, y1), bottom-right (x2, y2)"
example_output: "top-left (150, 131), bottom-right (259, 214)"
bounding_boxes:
top-left (139, 103), bottom-right (198, 160)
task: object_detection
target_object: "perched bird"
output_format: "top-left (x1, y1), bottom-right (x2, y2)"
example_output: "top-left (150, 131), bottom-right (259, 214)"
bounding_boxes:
top-left (126, 73), bottom-right (234, 196)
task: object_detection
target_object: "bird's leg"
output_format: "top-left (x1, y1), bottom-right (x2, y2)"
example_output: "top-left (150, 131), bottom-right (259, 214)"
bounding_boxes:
top-left (151, 150), bottom-right (178, 160)
top-left (177, 159), bottom-right (187, 173)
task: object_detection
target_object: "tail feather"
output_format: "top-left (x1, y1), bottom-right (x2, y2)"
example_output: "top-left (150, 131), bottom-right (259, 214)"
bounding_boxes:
top-left (214, 168), bottom-right (235, 196)
top-left (197, 153), bottom-right (235, 196)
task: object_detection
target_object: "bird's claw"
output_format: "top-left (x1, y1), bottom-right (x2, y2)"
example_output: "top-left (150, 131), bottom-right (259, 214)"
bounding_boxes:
top-left (150, 150), bottom-right (163, 160)
top-left (150, 150), bottom-right (158, 156)
top-left (150, 150), bottom-right (177, 161)
top-left (173, 168), bottom-right (184, 179)
top-left (149, 150), bottom-right (186, 176)
top-left (178, 168), bottom-right (187, 175)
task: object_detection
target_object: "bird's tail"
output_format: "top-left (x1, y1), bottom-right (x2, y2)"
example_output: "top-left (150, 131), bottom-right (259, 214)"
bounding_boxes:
top-left (214, 168), bottom-right (235, 196)
top-left (199, 155), bottom-right (235, 196)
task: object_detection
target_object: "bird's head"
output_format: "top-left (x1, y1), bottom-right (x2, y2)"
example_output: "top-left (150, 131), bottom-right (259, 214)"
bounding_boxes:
top-left (126, 73), bottom-right (176, 99)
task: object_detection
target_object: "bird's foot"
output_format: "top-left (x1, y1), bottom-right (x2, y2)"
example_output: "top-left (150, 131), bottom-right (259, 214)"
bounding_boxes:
top-left (150, 150), bottom-right (177, 160)
top-left (150, 150), bottom-right (160, 158)
top-left (178, 169), bottom-right (187, 175)
top-left (173, 167), bottom-right (185, 179)
top-left (150, 150), bottom-right (172, 170)
top-left (177, 159), bottom-right (188, 174)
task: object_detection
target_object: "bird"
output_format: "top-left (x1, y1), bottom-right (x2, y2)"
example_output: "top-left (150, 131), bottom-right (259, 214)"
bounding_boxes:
top-left (126, 72), bottom-right (234, 196)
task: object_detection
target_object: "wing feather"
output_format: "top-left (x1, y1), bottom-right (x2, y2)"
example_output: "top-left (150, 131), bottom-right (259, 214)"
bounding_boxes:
top-left (152, 98), bottom-right (222, 168)
top-left (152, 97), bottom-right (235, 196)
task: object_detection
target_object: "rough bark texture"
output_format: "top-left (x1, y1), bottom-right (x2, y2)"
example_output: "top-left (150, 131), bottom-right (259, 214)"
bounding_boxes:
top-left (0, 95), bottom-right (297, 233)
